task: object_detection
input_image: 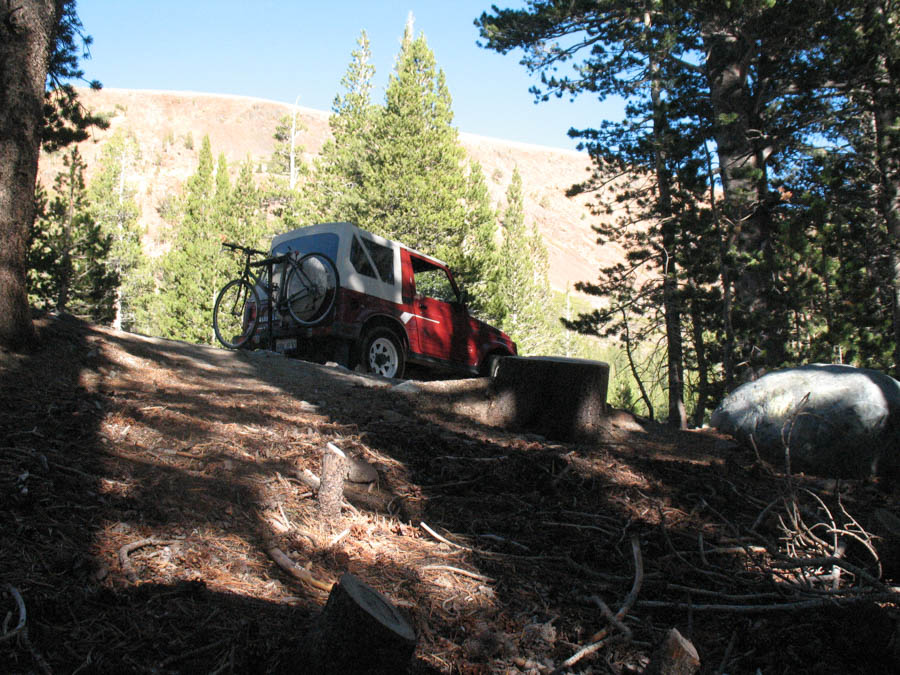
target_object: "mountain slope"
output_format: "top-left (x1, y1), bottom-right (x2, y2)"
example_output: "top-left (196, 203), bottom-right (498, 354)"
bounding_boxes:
top-left (40, 88), bottom-right (624, 301)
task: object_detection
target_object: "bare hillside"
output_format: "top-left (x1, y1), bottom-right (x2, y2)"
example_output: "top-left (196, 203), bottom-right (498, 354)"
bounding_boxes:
top-left (39, 88), bottom-right (624, 301)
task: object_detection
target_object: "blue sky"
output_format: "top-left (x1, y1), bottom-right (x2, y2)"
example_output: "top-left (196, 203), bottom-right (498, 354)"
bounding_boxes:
top-left (76, 0), bottom-right (624, 150)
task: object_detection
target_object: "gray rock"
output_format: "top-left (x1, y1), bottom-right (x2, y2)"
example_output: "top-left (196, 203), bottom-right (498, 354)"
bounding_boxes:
top-left (392, 380), bottom-right (423, 395)
top-left (346, 456), bottom-right (378, 484)
top-left (711, 364), bottom-right (900, 478)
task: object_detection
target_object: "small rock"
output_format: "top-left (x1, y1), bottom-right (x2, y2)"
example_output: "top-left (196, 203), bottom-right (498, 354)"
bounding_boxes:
top-left (381, 410), bottom-right (406, 424)
top-left (392, 381), bottom-right (423, 395)
top-left (346, 456), bottom-right (378, 483)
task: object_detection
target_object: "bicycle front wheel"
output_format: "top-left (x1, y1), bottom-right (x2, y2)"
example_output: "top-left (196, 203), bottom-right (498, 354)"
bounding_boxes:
top-left (284, 253), bottom-right (339, 326)
top-left (213, 279), bottom-right (260, 349)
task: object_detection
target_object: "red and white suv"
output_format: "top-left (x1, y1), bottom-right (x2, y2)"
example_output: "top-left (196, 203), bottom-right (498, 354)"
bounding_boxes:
top-left (249, 222), bottom-right (516, 379)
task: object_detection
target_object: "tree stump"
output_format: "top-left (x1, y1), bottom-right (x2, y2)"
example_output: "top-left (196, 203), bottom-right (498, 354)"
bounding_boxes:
top-left (488, 356), bottom-right (609, 441)
top-left (319, 444), bottom-right (346, 521)
top-left (306, 573), bottom-right (416, 674)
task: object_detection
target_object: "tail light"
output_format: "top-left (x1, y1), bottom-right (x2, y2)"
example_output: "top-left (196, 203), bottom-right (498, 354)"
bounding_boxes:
top-left (245, 302), bottom-right (257, 331)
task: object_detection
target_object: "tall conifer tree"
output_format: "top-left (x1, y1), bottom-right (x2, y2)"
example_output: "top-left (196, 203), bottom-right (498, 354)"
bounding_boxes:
top-left (153, 136), bottom-right (226, 343)
top-left (28, 147), bottom-right (117, 321)
top-left (88, 129), bottom-right (146, 330)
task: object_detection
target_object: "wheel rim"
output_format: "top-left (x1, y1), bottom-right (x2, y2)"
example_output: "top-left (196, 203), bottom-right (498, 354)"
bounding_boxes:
top-left (368, 337), bottom-right (399, 378)
top-left (215, 282), bottom-right (252, 348)
top-left (288, 254), bottom-right (337, 324)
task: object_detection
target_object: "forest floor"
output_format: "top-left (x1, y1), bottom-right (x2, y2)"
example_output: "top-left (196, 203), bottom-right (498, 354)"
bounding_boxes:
top-left (1, 313), bottom-right (899, 674)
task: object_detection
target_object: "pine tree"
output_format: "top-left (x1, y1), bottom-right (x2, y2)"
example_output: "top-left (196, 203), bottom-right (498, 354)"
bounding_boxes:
top-left (28, 147), bottom-right (117, 321)
top-left (305, 31), bottom-right (377, 226)
top-left (88, 129), bottom-right (147, 331)
top-left (229, 159), bottom-right (270, 246)
top-left (493, 167), bottom-right (557, 353)
top-left (1, 0), bottom-right (109, 348)
top-left (363, 19), bottom-right (470, 260)
top-left (152, 138), bottom-right (270, 344)
top-left (480, 1), bottom-right (706, 424)
top-left (307, 20), bottom-right (498, 310)
top-left (270, 112), bottom-right (307, 188)
top-left (152, 136), bottom-right (226, 344)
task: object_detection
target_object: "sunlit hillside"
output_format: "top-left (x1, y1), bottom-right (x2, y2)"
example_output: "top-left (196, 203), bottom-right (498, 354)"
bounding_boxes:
top-left (40, 88), bottom-right (627, 305)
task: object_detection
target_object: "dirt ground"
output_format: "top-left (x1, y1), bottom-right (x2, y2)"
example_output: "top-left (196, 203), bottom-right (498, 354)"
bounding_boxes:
top-left (1, 314), bottom-right (898, 674)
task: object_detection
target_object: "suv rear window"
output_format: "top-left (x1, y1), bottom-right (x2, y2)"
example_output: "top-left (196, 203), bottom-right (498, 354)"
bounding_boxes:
top-left (273, 232), bottom-right (339, 260)
top-left (350, 235), bottom-right (395, 285)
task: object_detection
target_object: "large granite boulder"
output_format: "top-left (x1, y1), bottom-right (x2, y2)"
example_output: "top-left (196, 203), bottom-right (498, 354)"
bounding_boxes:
top-left (711, 364), bottom-right (900, 478)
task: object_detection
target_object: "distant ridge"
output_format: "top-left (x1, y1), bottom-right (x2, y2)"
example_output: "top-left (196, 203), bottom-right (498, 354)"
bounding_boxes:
top-left (41, 88), bottom-right (622, 301)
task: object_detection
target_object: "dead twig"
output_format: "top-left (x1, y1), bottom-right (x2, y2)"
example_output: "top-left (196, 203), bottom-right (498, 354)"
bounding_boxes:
top-left (552, 534), bottom-right (643, 673)
top-left (638, 593), bottom-right (899, 613)
top-left (1, 584), bottom-right (26, 642)
top-left (266, 546), bottom-right (332, 592)
top-left (421, 565), bottom-right (494, 583)
top-left (118, 538), bottom-right (176, 582)
top-left (1, 585), bottom-right (50, 675)
top-left (420, 521), bottom-right (474, 552)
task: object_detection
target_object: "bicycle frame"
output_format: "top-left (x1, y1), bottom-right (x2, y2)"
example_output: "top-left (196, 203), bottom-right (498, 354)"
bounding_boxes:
top-left (218, 241), bottom-right (336, 350)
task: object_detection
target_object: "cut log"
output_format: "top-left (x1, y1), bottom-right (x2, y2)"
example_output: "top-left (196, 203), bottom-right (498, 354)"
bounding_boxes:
top-left (319, 444), bottom-right (346, 521)
top-left (643, 627), bottom-right (700, 675)
top-left (489, 356), bottom-right (609, 441)
top-left (306, 572), bottom-right (416, 674)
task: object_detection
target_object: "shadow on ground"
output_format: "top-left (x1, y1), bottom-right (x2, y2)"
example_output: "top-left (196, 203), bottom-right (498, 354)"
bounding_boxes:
top-left (1, 314), bottom-right (897, 673)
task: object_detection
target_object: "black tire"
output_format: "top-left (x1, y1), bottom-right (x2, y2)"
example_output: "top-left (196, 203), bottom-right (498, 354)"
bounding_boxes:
top-left (482, 353), bottom-right (507, 378)
top-left (213, 279), bottom-right (260, 349)
top-left (360, 328), bottom-right (406, 379)
top-left (284, 253), bottom-right (339, 326)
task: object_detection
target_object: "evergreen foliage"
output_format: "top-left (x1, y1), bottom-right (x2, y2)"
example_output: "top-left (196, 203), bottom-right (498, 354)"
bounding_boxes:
top-left (303, 22), bottom-right (500, 319)
top-left (28, 148), bottom-right (117, 322)
top-left (493, 168), bottom-right (557, 353)
top-left (42, 1), bottom-right (108, 152)
top-left (152, 136), bottom-right (270, 344)
top-left (305, 31), bottom-right (377, 225)
top-left (477, 0), bottom-right (900, 422)
top-left (88, 129), bottom-right (148, 331)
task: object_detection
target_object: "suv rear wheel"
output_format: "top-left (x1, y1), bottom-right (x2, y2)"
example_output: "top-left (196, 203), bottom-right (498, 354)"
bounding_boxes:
top-left (361, 328), bottom-right (405, 379)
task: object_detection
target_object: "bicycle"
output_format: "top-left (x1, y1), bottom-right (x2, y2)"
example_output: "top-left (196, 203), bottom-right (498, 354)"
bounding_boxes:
top-left (213, 242), bottom-right (339, 350)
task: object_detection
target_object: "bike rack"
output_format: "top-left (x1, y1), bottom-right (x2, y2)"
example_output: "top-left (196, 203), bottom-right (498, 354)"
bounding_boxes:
top-left (250, 253), bottom-right (290, 352)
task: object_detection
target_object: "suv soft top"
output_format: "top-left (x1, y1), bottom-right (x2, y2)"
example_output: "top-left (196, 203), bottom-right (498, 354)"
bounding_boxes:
top-left (270, 222), bottom-right (449, 269)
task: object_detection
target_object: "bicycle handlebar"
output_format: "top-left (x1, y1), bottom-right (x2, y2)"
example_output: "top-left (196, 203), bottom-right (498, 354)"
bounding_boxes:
top-left (222, 241), bottom-right (268, 257)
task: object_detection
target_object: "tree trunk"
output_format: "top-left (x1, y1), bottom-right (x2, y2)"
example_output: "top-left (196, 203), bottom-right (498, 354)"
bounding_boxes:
top-left (689, 297), bottom-right (711, 427)
top-left (704, 22), bottom-right (783, 376)
top-left (647, 32), bottom-right (686, 429)
top-left (870, 40), bottom-right (900, 376)
top-left (0, 0), bottom-right (61, 349)
top-left (319, 444), bottom-right (347, 522)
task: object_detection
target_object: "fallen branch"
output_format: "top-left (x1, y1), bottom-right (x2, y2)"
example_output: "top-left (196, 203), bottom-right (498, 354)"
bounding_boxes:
top-left (421, 521), bottom-right (473, 551)
top-left (770, 555), bottom-right (884, 588)
top-left (1, 584), bottom-right (26, 642)
top-left (552, 534), bottom-right (644, 673)
top-left (118, 538), bottom-right (175, 582)
top-left (266, 546), bottom-right (332, 592)
top-left (2, 585), bottom-right (50, 674)
top-left (421, 565), bottom-right (494, 583)
top-left (476, 533), bottom-right (531, 552)
top-left (637, 592), bottom-right (900, 613)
